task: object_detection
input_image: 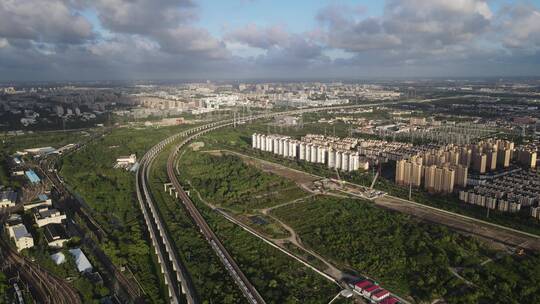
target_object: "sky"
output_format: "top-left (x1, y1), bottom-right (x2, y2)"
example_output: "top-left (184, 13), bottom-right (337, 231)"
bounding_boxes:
top-left (1, 0), bottom-right (540, 81)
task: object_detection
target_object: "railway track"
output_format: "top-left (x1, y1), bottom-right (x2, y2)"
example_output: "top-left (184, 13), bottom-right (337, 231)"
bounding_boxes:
top-left (135, 128), bottom-right (207, 304)
top-left (166, 124), bottom-right (266, 304)
top-left (1, 239), bottom-right (81, 304)
top-left (35, 131), bottom-right (145, 303)
top-left (137, 102), bottom-right (405, 303)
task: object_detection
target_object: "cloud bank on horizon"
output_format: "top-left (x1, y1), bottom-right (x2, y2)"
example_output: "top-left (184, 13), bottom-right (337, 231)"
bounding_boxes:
top-left (0, 0), bottom-right (539, 81)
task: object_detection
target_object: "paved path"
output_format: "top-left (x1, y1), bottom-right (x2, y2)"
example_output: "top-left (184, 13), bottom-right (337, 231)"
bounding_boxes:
top-left (374, 195), bottom-right (540, 251)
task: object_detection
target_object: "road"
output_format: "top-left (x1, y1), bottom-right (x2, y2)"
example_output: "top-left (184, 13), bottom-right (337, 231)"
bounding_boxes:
top-left (374, 195), bottom-right (540, 251)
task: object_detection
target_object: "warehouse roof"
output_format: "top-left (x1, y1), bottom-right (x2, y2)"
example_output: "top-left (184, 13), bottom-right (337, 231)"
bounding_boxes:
top-left (354, 280), bottom-right (372, 289)
top-left (69, 248), bottom-right (93, 273)
top-left (380, 297), bottom-right (399, 304)
top-left (364, 285), bottom-right (380, 293)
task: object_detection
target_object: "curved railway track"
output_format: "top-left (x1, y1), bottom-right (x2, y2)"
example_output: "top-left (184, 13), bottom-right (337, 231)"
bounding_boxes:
top-left (38, 137), bottom-right (144, 302)
top-left (1, 239), bottom-right (81, 304)
top-left (135, 103), bottom-right (389, 303)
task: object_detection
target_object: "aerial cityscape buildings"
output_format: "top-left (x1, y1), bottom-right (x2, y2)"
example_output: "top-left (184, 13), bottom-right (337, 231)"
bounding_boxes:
top-left (2, 0), bottom-right (540, 303)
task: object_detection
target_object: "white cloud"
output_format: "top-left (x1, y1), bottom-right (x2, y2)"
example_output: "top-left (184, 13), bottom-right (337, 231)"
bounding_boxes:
top-left (0, 0), bottom-right (94, 43)
top-left (0, 38), bottom-right (9, 48)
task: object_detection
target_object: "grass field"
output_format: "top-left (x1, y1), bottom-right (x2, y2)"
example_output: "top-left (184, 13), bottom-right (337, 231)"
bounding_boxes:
top-left (179, 149), bottom-right (308, 212)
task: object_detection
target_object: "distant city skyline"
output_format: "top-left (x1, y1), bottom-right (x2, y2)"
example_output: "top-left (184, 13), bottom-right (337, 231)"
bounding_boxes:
top-left (1, 0), bottom-right (540, 81)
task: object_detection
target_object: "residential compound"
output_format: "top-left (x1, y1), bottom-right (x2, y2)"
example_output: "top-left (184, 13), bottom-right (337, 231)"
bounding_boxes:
top-left (251, 133), bottom-right (369, 172)
top-left (2, 192), bottom-right (71, 251)
top-left (394, 139), bottom-right (527, 195)
top-left (390, 137), bottom-right (540, 217)
top-left (460, 169), bottom-right (540, 214)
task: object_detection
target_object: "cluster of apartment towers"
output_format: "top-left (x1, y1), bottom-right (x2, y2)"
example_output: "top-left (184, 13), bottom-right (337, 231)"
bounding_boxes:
top-left (251, 133), bottom-right (369, 171)
top-left (395, 139), bottom-right (528, 194)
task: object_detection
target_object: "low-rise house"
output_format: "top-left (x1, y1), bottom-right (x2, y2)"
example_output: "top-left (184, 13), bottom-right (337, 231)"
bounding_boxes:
top-left (116, 154), bottom-right (137, 166)
top-left (379, 297), bottom-right (400, 304)
top-left (0, 189), bottom-right (17, 208)
top-left (371, 289), bottom-right (390, 302)
top-left (44, 224), bottom-right (70, 248)
top-left (33, 207), bottom-right (66, 227)
top-left (362, 285), bottom-right (380, 298)
top-left (354, 280), bottom-right (372, 293)
top-left (6, 223), bottom-right (34, 252)
top-left (24, 194), bottom-right (52, 211)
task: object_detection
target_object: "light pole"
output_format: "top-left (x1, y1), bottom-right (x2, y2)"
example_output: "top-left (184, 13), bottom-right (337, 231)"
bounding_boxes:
top-left (409, 166), bottom-right (413, 201)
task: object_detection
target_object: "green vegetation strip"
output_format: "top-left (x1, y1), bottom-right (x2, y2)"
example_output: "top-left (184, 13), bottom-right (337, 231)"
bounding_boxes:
top-left (59, 125), bottom-right (197, 303)
top-left (147, 146), bottom-right (247, 304)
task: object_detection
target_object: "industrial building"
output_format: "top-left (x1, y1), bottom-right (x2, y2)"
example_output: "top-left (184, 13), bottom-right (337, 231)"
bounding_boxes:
top-left (25, 170), bottom-right (41, 184)
top-left (33, 207), bottom-right (67, 227)
top-left (44, 223), bottom-right (70, 248)
top-left (69, 248), bottom-right (93, 273)
top-left (23, 194), bottom-right (52, 211)
top-left (0, 189), bottom-right (17, 208)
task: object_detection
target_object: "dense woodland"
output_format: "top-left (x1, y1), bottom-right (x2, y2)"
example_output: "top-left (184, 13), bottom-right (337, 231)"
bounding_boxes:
top-left (272, 196), bottom-right (540, 303)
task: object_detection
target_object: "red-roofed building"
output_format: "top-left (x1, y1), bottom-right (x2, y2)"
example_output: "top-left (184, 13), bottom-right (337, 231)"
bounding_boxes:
top-left (362, 284), bottom-right (380, 297)
top-left (371, 289), bottom-right (390, 301)
top-left (354, 280), bottom-right (372, 292)
top-left (379, 296), bottom-right (399, 304)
